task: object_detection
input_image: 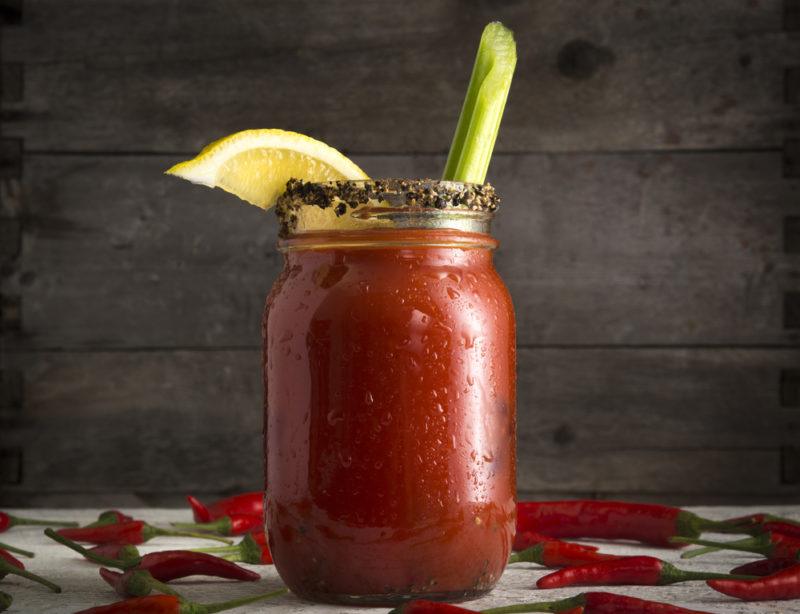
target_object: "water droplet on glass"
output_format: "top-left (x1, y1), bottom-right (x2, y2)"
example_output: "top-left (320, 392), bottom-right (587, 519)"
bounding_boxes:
top-left (435, 403), bottom-right (444, 414)
top-left (327, 410), bottom-right (344, 426)
top-left (447, 287), bottom-right (460, 300)
top-left (364, 391), bottom-right (374, 405)
top-left (338, 452), bottom-right (352, 468)
top-left (467, 374), bottom-right (475, 386)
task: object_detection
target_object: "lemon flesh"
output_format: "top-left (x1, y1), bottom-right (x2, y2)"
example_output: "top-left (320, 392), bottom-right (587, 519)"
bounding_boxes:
top-left (165, 129), bottom-right (369, 209)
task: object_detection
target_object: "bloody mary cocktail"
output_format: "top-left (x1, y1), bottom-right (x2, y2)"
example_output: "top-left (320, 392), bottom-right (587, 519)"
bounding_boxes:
top-left (264, 180), bottom-right (516, 604)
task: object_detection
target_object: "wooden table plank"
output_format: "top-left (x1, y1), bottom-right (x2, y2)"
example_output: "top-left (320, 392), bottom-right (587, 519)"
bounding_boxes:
top-left (1, 1), bottom-right (796, 152)
top-left (2, 348), bottom-right (797, 499)
top-left (1, 507), bottom-right (797, 613)
top-left (2, 151), bottom-right (797, 349)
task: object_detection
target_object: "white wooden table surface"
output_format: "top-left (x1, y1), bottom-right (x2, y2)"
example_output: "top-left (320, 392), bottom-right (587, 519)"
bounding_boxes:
top-left (2, 507), bottom-right (799, 613)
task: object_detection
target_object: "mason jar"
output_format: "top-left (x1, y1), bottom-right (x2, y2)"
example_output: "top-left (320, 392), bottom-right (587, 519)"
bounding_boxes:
top-left (263, 179), bottom-right (516, 605)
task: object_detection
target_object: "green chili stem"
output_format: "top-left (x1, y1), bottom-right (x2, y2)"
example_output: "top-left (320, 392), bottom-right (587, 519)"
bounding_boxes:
top-left (0, 541), bottom-right (34, 557)
top-left (0, 560), bottom-right (61, 593)
top-left (9, 514), bottom-right (78, 528)
top-left (44, 528), bottom-right (131, 569)
top-left (149, 526), bottom-right (232, 545)
top-left (482, 595), bottom-right (581, 614)
top-left (193, 588), bottom-right (288, 614)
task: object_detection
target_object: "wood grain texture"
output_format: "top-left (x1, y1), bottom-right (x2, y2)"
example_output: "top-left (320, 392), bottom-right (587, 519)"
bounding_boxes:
top-left (0, 1), bottom-right (797, 152)
top-left (1, 348), bottom-right (797, 499)
top-left (1, 151), bottom-right (797, 349)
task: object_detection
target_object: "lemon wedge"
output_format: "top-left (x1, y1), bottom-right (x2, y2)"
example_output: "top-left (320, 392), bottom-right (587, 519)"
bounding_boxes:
top-left (165, 129), bottom-right (369, 209)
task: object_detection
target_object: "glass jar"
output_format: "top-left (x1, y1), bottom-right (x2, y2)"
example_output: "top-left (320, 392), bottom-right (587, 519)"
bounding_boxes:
top-left (263, 180), bottom-right (516, 605)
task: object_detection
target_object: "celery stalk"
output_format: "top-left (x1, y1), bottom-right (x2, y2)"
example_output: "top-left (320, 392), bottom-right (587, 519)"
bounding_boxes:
top-left (442, 22), bottom-right (516, 184)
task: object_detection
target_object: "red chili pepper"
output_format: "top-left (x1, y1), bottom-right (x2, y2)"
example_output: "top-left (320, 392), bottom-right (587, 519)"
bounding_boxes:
top-left (56, 520), bottom-right (231, 545)
top-left (191, 533), bottom-right (272, 565)
top-left (171, 513), bottom-right (262, 536)
top-left (0, 541), bottom-right (33, 558)
top-left (0, 548), bottom-right (61, 592)
top-left (187, 492), bottom-right (263, 523)
top-left (46, 527), bottom-right (260, 582)
top-left (0, 511), bottom-right (77, 532)
top-left (516, 500), bottom-right (725, 548)
top-left (707, 562), bottom-right (800, 601)
top-left (509, 543), bottom-right (617, 568)
top-left (85, 510), bottom-right (135, 528)
top-left (731, 558), bottom-right (798, 576)
top-left (536, 555), bottom-right (756, 589)
top-left (760, 521), bottom-right (800, 539)
top-left (249, 530), bottom-right (267, 546)
top-left (513, 531), bottom-right (599, 553)
top-left (674, 532), bottom-right (800, 560)
top-left (0, 591), bottom-right (10, 612)
top-left (73, 588), bottom-right (287, 614)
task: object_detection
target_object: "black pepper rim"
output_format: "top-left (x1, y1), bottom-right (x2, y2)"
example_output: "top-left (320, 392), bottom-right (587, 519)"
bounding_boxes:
top-left (275, 178), bottom-right (500, 236)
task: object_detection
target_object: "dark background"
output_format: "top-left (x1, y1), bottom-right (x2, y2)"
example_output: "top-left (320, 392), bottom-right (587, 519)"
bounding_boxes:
top-left (0, 1), bottom-right (798, 507)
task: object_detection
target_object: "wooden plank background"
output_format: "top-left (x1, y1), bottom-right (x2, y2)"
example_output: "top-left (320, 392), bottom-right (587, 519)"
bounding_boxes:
top-left (1, 0), bottom-right (799, 505)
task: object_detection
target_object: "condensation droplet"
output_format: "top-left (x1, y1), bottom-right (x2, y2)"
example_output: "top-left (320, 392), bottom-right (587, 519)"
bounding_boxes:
top-left (365, 391), bottom-right (374, 405)
top-left (447, 287), bottom-right (460, 300)
top-left (327, 410), bottom-right (344, 426)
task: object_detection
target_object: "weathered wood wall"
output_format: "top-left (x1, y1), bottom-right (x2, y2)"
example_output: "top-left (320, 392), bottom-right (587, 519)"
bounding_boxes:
top-left (1, 0), bottom-right (798, 505)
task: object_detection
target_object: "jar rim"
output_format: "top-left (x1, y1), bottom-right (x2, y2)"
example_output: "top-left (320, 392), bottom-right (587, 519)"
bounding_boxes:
top-left (275, 178), bottom-right (499, 237)
top-left (277, 227), bottom-right (498, 252)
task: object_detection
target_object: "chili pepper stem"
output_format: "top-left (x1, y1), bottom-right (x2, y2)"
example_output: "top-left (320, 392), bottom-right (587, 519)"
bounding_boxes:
top-left (671, 536), bottom-right (769, 555)
top-left (680, 536), bottom-right (757, 559)
top-left (44, 528), bottom-right (131, 569)
top-left (664, 568), bottom-right (758, 583)
top-left (7, 514), bottom-right (78, 528)
top-left (680, 546), bottom-right (720, 559)
top-left (127, 569), bottom-right (184, 599)
top-left (189, 545), bottom-right (237, 554)
top-left (0, 559), bottom-right (61, 592)
top-left (191, 587), bottom-right (289, 614)
top-left (148, 526), bottom-right (232, 545)
top-left (481, 596), bottom-right (581, 613)
top-left (0, 541), bottom-right (34, 557)
top-left (172, 519), bottom-right (229, 534)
